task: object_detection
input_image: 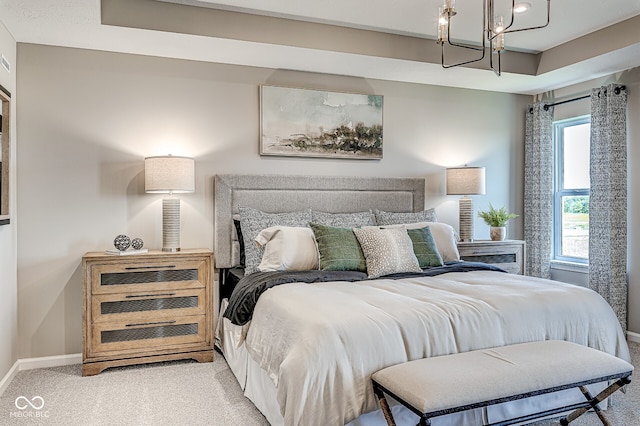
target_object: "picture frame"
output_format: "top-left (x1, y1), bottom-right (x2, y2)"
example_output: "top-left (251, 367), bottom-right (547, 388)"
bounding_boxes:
top-left (0, 84), bottom-right (11, 226)
top-left (260, 85), bottom-right (383, 159)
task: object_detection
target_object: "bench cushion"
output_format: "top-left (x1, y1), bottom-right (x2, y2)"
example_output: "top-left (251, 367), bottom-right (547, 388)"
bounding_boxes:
top-left (372, 340), bottom-right (633, 415)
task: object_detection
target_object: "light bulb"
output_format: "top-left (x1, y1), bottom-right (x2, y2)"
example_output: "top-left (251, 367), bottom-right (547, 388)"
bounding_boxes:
top-left (493, 15), bottom-right (504, 34)
top-left (514, 2), bottom-right (531, 13)
top-left (437, 8), bottom-right (449, 44)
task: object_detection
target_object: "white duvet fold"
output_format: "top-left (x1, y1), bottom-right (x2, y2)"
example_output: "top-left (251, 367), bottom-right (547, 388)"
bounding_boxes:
top-left (243, 270), bottom-right (630, 426)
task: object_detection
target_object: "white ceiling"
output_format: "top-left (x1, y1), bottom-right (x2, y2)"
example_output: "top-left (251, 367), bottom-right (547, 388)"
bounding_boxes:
top-left (1, 0), bottom-right (640, 94)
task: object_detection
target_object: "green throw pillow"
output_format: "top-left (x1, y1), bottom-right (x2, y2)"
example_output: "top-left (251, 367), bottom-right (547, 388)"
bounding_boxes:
top-left (406, 226), bottom-right (444, 268)
top-left (310, 223), bottom-right (367, 272)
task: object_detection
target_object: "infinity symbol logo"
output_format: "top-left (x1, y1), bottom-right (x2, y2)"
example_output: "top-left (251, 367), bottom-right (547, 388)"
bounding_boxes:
top-left (15, 396), bottom-right (45, 410)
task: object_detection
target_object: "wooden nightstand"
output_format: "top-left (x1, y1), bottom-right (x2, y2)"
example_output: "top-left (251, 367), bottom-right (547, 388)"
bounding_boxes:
top-left (82, 249), bottom-right (214, 376)
top-left (457, 240), bottom-right (526, 275)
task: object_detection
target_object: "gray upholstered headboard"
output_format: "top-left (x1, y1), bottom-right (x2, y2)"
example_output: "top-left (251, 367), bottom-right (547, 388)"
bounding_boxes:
top-left (214, 174), bottom-right (426, 269)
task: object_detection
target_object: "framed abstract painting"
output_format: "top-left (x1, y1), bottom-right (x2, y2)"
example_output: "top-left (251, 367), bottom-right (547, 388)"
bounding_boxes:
top-left (260, 85), bottom-right (383, 159)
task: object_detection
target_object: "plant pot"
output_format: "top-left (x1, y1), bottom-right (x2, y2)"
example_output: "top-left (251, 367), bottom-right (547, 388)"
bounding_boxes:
top-left (490, 226), bottom-right (507, 241)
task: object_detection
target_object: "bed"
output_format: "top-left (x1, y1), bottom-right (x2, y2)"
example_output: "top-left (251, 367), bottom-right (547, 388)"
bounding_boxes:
top-left (213, 174), bottom-right (630, 426)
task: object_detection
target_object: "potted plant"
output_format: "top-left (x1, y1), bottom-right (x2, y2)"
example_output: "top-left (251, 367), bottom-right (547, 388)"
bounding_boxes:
top-left (477, 204), bottom-right (519, 241)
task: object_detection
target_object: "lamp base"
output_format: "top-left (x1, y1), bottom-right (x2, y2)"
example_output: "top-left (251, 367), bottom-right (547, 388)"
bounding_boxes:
top-left (459, 196), bottom-right (474, 242)
top-left (162, 197), bottom-right (181, 252)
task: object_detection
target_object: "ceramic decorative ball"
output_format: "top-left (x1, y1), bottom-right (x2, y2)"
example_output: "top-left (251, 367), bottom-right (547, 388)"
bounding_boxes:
top-left (113, 234), bottom-right (131, 251)
top-left (131, 237), bottom-right (144, 250)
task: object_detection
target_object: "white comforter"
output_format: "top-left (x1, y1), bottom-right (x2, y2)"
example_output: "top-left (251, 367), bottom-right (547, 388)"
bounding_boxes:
top-left (242, 270), bottom-right (630, 426)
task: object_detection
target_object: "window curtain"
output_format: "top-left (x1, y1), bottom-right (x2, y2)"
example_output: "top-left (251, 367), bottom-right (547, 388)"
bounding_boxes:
top-left (589, 84), bottom-right (627, 331)
top-left (524, 102), bottom-right (554, 278)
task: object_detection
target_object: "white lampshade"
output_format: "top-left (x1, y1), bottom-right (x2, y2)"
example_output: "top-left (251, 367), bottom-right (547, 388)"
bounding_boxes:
top-left (145, 155), bottom-right (195, 194)
top-left (446, 167), bottom-right (486, 195)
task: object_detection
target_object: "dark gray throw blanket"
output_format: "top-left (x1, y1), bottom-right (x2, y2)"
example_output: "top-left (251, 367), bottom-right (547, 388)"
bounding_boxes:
top-left (224, 262), bottom-right (505, 325)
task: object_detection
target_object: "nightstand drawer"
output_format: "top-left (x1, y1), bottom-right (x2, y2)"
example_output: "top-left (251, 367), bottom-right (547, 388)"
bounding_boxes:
top-left (459, 252), bottom-right (517, 264)
top-left (91, 259), bottom-right (207, 295)
top-left (92, 288), bottom-right (206, 324)
top-left (90, 315), bottom-right (207, 356)
top-left (457, 240), bottom-right (525, 275)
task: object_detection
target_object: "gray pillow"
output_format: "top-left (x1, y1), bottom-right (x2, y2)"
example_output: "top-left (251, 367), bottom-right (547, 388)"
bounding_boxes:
top-left (311, 210), bottom-right (376, 227)
top-left (374, 209), bottom-right (438, 226)
top-left (238, 207), bottom-right (312, 275)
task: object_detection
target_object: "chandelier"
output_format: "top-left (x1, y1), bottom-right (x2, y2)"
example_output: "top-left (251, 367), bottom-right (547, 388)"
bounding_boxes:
top-left (437, 0), bottom-right (551, 75)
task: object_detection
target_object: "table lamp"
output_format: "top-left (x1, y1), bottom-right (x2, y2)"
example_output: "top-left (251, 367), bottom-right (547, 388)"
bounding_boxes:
top-left (446, 166), bottom-right (486, 242)
top-left (145, 155), bottom-right (195, 252)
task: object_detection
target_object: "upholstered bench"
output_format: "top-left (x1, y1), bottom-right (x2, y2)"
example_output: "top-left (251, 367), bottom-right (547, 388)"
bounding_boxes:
top-left (372, 340), bottom-right (633, 426)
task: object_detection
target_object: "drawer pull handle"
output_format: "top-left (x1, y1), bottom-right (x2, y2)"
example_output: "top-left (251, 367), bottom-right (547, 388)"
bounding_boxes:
top-left (125, 293), bottom-right (177, 299)
top-left (125, 320), bottom-right (177, 327)
top-left (124, 265), bottom-right (177, 270)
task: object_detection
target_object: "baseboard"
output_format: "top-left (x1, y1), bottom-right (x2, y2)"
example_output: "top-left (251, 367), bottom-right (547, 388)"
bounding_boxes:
top-left (0, 353), bottom-right (82, 396)
top-left (0, 360), bottom-right (20, 397)
top-left (18, 353), bottom-right (82, 371)
top-left (627, 331), bottom-right (640, 344)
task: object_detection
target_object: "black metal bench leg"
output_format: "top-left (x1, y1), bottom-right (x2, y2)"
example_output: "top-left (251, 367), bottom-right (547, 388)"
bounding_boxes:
top-left (373, 383), bottom-right (397, 426)
top-left (418, 414), bottom-right (431, 426)
top-left (561, 376), bottom-right (631, 425)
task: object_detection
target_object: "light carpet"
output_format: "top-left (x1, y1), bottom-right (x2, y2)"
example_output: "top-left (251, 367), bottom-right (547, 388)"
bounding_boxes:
top-left (0, 343), bottom-right (638, 426)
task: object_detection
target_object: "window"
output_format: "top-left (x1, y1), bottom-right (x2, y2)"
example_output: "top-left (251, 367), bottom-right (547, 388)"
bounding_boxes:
top-left (553, 116), bottom-right (590, 263)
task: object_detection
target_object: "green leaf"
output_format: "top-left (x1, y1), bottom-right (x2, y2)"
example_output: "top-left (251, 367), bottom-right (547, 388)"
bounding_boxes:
top-left (477, 203), bottom-right (519, 227)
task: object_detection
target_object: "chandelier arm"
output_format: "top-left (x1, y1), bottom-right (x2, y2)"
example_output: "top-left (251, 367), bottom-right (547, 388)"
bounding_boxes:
top-left (445, 9), bottom-right (485, 52)
top-left (502, 0), bottom-right (551, 35)
top-left (488, 22), bottom-right (502, 76)
top-left (445, 40), bottom-right (485, 52)
top-left (490, 48), bottom-right (502, 76)
top-left (488, 0), bottom-right (516, 41)
top-left (440, 0), bottom-right (486, 68)
top-left (501, 0), bottom-right (517, 35)
top-left (441, 43), bottom-right (487, 68)
top-left (487, 0), bottom-right (500, 41)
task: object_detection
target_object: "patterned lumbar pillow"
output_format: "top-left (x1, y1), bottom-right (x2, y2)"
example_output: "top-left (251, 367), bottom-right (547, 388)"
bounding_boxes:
top-left (352, 226), bottom-right (422, 278)
top-left (310, 223), bottom-right (367, 272)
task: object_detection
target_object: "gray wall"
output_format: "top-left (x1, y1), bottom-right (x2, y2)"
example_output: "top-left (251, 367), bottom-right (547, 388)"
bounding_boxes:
top-left (16, 43), bottom-right (528, 358)
top-left (0, 23), bottom-right (17, 384)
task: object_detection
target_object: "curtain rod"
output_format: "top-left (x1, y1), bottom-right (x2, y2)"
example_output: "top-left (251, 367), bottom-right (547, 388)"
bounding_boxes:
top-left (529, 85), bottom-right (626, 113)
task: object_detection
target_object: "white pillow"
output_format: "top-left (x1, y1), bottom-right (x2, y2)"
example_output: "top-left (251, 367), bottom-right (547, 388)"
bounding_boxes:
top-left (353, 227), bottom-right (422, 278)
top-left (255, 226), bottom-right (319, 272)
top-left (366, 222), bottom-right (460, 262)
